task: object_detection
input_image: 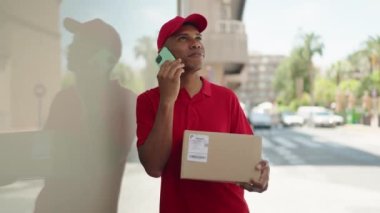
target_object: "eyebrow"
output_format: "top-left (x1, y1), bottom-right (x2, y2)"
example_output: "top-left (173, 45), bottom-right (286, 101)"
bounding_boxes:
top-left (174, 33), bottom-right (202, 37)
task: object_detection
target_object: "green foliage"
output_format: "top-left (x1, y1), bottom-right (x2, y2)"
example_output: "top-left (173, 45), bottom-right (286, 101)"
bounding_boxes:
top-left (299, 32), bottom-right (324, 61)
top-left (358, 70), bottom-right (380, 97)
top-left (273, 33), bottom-right (379, 111)
top-left (338, 79), bottom-right (361, 97)
top-left (274, 58), bottom-right (295, 104)
top-left (296, 32), bottom-right (324, 97)
top-left (276, 104), bottom-right (294, 113)
top-left (274, 31), bottom-right (324, 105)
top-left (348, 35), bottom-right (380, 74)
top-left (289, 47), bottom-right (309, 79)
top-left (326, 60), bottom-right (354, 84)
top-left (364, 36), bottom-right (380, 71)
top-left (313, 77), bottom-right (337, 107)
top-left (288, 93), bottom-right (311, 111)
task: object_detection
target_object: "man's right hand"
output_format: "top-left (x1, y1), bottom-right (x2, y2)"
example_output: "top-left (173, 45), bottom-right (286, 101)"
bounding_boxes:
top-left (157, 59), bottom-right (185, 105)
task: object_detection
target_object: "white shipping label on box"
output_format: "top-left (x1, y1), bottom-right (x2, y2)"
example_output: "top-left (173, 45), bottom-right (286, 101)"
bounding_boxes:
top-left (187, 134), bottom-right (209, 163)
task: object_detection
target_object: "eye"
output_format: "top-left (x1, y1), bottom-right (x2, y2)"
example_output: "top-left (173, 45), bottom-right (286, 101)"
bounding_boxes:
top-left (178, 36), bottom-right (187, 41)
top-left (195, 36), bottom-right (202, 41)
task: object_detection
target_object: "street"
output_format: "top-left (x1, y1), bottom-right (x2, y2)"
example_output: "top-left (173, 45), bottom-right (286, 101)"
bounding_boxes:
top-left (247, 125), bottom-right (380, 213)
top-left (1, 125), bottom-right (380, 212)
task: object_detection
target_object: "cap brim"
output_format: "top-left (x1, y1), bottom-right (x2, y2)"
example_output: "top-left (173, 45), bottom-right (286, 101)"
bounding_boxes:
top-left (63, 18), bottom-right (81, 33)
top-left (183, 13), bottom-right (207, 33)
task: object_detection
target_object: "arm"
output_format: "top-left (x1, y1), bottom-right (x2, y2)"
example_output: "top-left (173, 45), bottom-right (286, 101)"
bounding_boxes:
top-left (228, 93), bottom-right (270, 192)
top-left (137, 59), bottom-right (184, 178)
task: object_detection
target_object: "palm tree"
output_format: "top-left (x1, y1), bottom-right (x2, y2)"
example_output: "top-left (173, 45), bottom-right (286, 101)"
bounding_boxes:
top-left (347, 50), bottom-right (371, 78)
top-left (364, 35), bottom-right (380, 72)
top-left (289, 47), bottom-right (308, 99)
top-left (347, 35), bottom-right (380, 79)
top-left (299, 32), bottom-right (324, 104)
top-left (327, 60), bottom-right (353, 84)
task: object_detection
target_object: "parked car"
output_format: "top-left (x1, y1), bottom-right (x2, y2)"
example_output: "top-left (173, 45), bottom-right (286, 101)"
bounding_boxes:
top-left (326, 110), bottom-right (344, 125)
top-left (310, 111), bottom-right (336, 127)
top-left (249, 112), bottom-right (272, 129)
top-left (280, 111), bottom-right (304, 127)
top-left (297, 106), bottom-right (326, 124)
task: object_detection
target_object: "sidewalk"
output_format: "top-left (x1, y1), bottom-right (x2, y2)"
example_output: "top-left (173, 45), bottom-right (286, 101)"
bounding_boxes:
top-left (341, 123), bottom-right (380, 133)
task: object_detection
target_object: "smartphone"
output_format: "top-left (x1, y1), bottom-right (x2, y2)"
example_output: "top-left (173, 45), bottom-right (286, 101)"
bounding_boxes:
top-left (156, 47), bottom-right (176, 67)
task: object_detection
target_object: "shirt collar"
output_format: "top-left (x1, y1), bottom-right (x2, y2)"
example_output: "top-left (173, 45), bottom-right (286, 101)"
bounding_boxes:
top-left (200, 76), bottom-right (212, 97)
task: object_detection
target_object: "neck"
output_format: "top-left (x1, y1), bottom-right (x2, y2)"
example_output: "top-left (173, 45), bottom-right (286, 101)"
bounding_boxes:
top-left (180, 71), bottom-right (202, 97)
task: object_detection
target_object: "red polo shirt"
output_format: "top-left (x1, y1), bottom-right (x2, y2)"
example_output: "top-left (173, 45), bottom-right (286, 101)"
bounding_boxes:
top-left (136, 77), bottom-right (253, 213)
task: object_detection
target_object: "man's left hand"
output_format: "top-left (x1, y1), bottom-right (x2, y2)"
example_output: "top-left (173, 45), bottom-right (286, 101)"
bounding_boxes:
top-left (238, 160), bottom-right (270, 193)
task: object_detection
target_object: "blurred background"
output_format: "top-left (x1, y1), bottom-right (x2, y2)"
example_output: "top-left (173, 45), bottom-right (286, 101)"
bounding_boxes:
top-left (1, 0), bottom-right (380, 212)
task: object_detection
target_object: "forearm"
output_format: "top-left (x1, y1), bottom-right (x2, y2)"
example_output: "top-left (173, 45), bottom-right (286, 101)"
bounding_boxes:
top-left (138, 102), bottom-right (174, 177)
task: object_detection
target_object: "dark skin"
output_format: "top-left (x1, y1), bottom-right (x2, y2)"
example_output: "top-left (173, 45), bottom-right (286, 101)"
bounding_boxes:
top-left (138, 24), bottom-right (269, 192)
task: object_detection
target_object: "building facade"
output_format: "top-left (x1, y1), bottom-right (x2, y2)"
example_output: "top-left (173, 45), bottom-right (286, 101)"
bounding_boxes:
top-left (239, 54), bottom-right (285, 109)
top-left (178, 0), bottom-right (248, 89)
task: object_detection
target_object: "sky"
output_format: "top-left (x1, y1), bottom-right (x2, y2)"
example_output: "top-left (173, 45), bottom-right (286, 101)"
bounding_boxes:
top-left (60, 0), bottom-right (380, 71)
top-left (244, 0), bottom-right (380, 70)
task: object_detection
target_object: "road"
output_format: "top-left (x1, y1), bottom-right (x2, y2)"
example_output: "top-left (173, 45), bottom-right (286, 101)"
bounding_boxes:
top-left (248, 125), bottom-right (380, 213)
top-left (1, 125), bottom-right (380, 212)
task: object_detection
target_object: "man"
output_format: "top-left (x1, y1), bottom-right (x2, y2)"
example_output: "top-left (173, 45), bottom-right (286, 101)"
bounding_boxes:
top-left (136, 13), bottom-right (270, 213)
top-left (34, 18), bottom-right (136, 213)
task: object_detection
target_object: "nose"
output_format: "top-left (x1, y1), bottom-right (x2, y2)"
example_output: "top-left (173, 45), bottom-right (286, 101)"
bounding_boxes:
top-left (190, 39), bottom-right (201, 49)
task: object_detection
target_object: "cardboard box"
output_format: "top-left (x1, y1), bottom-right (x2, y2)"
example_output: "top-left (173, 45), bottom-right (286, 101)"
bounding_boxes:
top-left (181, 130), bottom-right (262, 183)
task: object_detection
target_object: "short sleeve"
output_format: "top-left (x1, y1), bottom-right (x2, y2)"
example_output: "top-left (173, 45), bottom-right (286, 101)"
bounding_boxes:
top-left (136, 93), bottom-right (156, 147)
top-left (230, 93), bottom-right (253, 135)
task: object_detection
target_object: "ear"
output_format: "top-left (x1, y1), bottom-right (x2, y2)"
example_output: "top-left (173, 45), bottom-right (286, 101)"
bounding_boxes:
top-left (87, 49), bottom-right (117, 71)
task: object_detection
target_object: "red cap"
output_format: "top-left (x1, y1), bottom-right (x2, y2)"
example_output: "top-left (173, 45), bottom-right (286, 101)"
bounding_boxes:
top-left (64, 18), bottom-right (122, 60)
top-left (157, 13), bottom-right (207, 51)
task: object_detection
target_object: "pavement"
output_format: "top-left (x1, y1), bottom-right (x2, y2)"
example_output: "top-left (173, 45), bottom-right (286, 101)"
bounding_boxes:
top-left (1, 124), bottom-right (380, 212)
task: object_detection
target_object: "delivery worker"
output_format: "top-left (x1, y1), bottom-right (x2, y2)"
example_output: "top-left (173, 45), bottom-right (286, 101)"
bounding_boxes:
top-left (136, 13), bottom-right (270, 213)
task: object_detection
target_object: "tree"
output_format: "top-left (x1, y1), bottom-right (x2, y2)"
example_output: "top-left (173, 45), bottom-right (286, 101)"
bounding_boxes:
top-left (313, 77), bottom-right (336, 107)
top-left (338, 79), bottom-right (361, 109)
top-left (273, 32), bottom-right (324, 107)
top-left (364, 35), bottom-right (380, 72)
top-left (338, 79), bottom-right (361, 97)
top-left (298, 32), bottom-right (324, 104)
top-left (349, 35), bottom-right (380, 76)
top-left (327, 60), bottom-right (354, 85)
top-left (274, 57), bottom-right (295, 105)
top-left (290, 47), bottom-right (309, 98)
top-left (358, 71), bottom-right (380, 98)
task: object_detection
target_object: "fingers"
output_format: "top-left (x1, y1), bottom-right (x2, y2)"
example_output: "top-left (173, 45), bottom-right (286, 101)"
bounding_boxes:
top-left (240, 160), bottom-right (270, 193)
top-left (158, 59), bottom-right (184, 80)
top-left (237, 182), bottom-right (265, 193)
top-left (156, 59), bottom-right (184, 104)
top-left (256, 160), bottom-right (270, 184)
top-left (255, 160), bottom-right (269, 171)
top-left (248, 178), bottom-right (268, 193)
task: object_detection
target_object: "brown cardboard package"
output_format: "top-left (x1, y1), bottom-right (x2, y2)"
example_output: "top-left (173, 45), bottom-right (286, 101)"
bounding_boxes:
top-left (181, 130), bottom-right (262, 183)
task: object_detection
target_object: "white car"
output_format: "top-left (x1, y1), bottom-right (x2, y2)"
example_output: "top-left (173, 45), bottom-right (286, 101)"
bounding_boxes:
top-left (326, 110), bottom-right (344, 125)
top-left (281, 112), bottom-right (304, 126)
top-left (249, 112), bottom-right (272, 129)
top-left (297, 106), bottom-right (326, 124)
top-left (310, 111), bottom-right (336, 127)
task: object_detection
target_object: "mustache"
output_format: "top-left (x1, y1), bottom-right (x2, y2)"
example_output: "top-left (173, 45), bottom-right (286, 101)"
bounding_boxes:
top-left (188, 50), bottom-right (205, 57)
